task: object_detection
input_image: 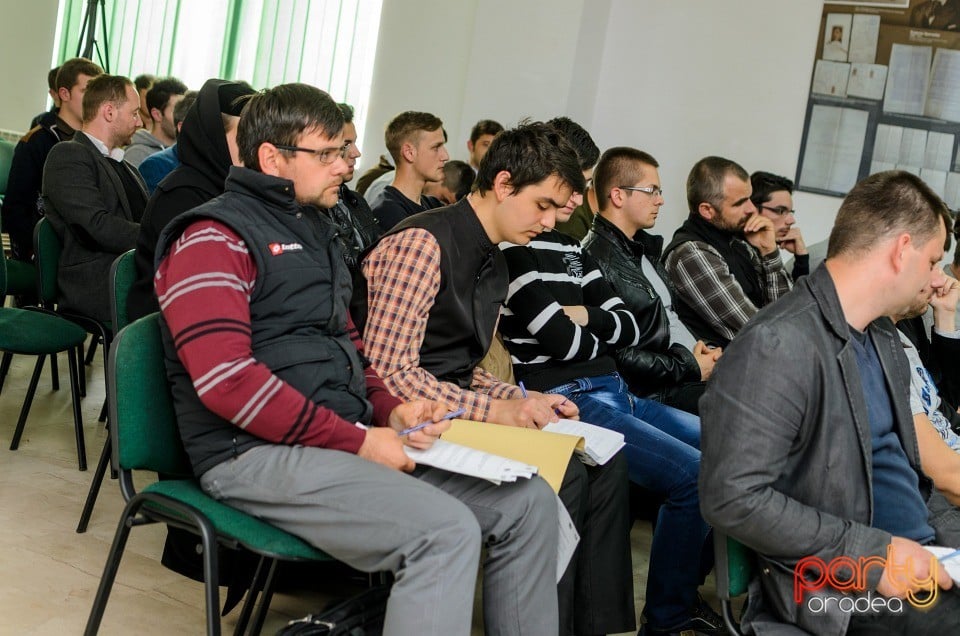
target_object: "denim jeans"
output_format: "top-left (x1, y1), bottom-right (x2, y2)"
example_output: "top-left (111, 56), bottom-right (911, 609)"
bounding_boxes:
top-left (547, 371), bottom-right (711, 630)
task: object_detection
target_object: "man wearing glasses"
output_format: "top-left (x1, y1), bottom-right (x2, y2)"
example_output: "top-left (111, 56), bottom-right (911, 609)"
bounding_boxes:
top-left (663, 156), bottom-right (792, 347)
top-left (750, 171), bottom-right (809, 281)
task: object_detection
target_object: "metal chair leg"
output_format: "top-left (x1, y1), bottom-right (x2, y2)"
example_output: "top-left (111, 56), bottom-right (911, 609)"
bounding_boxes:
top-left (0, 351), bottom-right (12, 393)
top-left (83, 499), bottom-right (138, 636)
top-left (248, 559), bottom-right (280, 636)
top-left (67, 347), bottom-right (86, 470)
top-left (84, 335), bottom-right (99, 365)
top-left (49, 349), bottom-right (59, 391)
top-left (77, 344), bottom-right (86, 396)
top-left (77, 434), bottom-right (111, 533)
top-left (233, 557), bottom-right (270, 635)
top-left (10, 355), bottom-right (45, 451)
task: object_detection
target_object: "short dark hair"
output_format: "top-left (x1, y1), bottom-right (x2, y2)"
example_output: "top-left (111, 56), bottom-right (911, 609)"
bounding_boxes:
top-left (173, 90), bottom-right (198, 127)
top-left (442, 160), bottom-right (475, 201)
top-left (594, 147), bottom-right (660, 212)
top-left (827, 170), bottom-right (949, 259)
top-left (55, 57), bottom-right (103, 91)
top-left (546, 116), bottom-right (599, 171)
top-left (470, 119), bottom-right (504, 144)
top-left (47, 66), bottom-right (60, 92)
top-left (384, 111), bottom-right (443, 164)
top-left (81, 74), bottom-right (133, 123)
top-left (475, 120), bottom-right (585, 195)
top-left (750, 171), bottom-right (794, 209)
top-left (338, 103), bottom-right (354, 124)
top-left (134, 74), bottom-right (155, 91)
top-left (146, 77), bottom-right (188, 113)
top-left (236, 83), bottom-right (344, 172)
top-left (686, 156), bottom-right (750, 214)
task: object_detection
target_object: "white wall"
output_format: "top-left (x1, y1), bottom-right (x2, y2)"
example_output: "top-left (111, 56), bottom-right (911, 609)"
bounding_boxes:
top-left (361, 0), bottom-right (845, 246)
top-left (0, 0), bottom-right (60, 134)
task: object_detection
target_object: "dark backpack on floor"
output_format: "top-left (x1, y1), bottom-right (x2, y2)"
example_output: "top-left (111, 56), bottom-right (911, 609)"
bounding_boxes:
top-left (275, 584), bottom-right (390, 636)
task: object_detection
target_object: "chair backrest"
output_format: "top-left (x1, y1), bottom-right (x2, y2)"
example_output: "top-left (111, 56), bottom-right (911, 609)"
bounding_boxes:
top-left (714, 531), bottom-right (757, 599)
top-left (33, 217), bottom-right (62, 304)
top-left (0, 138), bottom-right (15, 197)
top-left (108, 313), bottom-right (192, 483)
top-left (110, 250), bottom-right (136, 332)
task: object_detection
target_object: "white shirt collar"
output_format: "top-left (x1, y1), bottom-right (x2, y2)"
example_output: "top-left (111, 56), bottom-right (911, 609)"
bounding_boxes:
top-left (82, 131), bottom-right (126, 162)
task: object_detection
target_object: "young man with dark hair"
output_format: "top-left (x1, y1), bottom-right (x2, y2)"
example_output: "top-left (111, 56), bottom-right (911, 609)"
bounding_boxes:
top-left (2, 57), bottom-right (102, 264)
top-left (134, 73), bottom-right (155, 127)
top-left (583, 147), bottom-right (721, 415)
top-left (126, 76), bottom-right (188, 167)
top-left (154, 83), bottom-right (560, 636)
top-left (368, 110), bottom-right (448, 231)
top-left (138, 89), bottom-right (198, 194)
top-left (424, 159), bottom-right (474, 204)
top-left (750, 170), bottom-right (808, 280)
top-left (323, 102), bottom-right (382, 276)
top-left (42, 74), bottom-right (145, 323)
top-left (360, 122), bottom-right (636, 636)
top-left (497, 138), bottom-right (720, 634)
top-left (549, 117), bottom-right (600, 241)
top-left (663, 156), bottom-right (792, 347)
top-left (29, 65), bottom-right (62, 129)
top-left (701, 170), bottom-right (960, 634)
top-left (466, 118), bottom-right (503, 171)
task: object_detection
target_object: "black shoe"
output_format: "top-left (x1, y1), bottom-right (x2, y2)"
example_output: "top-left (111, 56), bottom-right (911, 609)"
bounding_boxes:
top-left (638, 596), bottom-right (723, 636)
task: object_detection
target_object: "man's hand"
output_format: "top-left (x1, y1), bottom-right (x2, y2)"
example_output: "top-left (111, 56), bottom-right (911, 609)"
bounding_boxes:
top-left (388, 400), bottom-right (453, 450)
top-left (693, 340), bottom-right (722, 380)
top-left (561, 305), bottom-right (589, 326)
top-left (777, 227), bottom-right (807, 256)
top-left (931, 275), bottom-right (959, 332)
top-left (876, 536), bottom-right (953, 599)
top-left (489, 392), bottom-right (578, 429)
top-left (743, 213), bottom-right (778, 256)
top-left (357, 427), bottom-right (415, 472)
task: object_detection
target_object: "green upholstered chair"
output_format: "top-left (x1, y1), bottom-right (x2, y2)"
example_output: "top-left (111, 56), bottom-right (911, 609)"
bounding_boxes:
top-left (1, 252), bottom-right (88, 468)
top-left (0, 138), bottom-right (14, 200)
top-left (77, 249), bottom-right (136, 532)
top-left (714, 531), bottom-right (756, 635)
top-left (84, 314), bottom-right (334, 636)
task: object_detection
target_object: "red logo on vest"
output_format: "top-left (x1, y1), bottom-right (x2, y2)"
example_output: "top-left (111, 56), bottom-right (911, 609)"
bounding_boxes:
top-left (268, 242), bottom-right (303, 256)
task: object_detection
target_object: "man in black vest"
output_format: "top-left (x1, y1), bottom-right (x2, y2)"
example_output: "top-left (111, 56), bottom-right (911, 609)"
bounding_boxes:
top-left (154, 83), bottom-right (560, 635)
top-left (662, 156), bottom-right (792, 347)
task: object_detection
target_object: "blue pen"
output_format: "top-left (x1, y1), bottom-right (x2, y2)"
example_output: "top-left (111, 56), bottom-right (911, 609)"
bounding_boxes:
top-left (939, 548), bottom-right (960, 563)
top-left (520, 380), bottom-right (567, 415)
top-left (399, 408), bottom-right (466, 436)
top-left (519, 381), bottom-right (528, 398)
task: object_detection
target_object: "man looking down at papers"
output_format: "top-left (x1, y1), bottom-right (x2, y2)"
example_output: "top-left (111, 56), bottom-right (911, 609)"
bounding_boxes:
top-left (496, 119), bottom-right (720, 636)
top-left (359, 122), bottom-right (635, 636)
top-left (155, 83), bottom-right (561, 636)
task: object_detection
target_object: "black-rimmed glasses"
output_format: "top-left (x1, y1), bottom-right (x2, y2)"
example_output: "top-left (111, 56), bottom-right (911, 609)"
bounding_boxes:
top-left (273, 143), bottom-right (348, 165)
top-left (760, 205), bottom-right (796, 217)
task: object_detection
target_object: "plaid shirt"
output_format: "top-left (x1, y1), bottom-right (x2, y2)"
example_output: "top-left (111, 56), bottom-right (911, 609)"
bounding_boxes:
top-left (664, 239), bottom-right (791, 343)
top-left (362, 228), bottom-right (523, 421)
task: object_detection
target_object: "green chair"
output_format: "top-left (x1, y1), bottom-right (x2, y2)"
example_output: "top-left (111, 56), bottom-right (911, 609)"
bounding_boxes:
top-left (1, 252), bottom-right (88, 468)
top-left (84, 314), bottom-right (335, 636)
top-left (77, 249), bottom-right (136, 533)
top-left (0, 138), bottom-right (14, 200)
top-left (0, 256), bottom-right (40, 390)
top-left (714, 530), bottom-right (756, 636)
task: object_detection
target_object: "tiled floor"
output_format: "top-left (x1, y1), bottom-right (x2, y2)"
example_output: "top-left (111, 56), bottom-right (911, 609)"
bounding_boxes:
top-left (0, 341), bottom-right (722, 635)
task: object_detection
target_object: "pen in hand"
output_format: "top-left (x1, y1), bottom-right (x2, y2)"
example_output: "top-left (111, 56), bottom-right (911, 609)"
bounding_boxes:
top-left (399, 407), bottom-right (466, 436)
top-left (520, 381), bottom-right (568, 416)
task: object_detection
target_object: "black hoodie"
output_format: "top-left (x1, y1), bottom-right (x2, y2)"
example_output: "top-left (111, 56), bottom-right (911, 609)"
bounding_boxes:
top-left (127, 79), bottom-right (251, 321)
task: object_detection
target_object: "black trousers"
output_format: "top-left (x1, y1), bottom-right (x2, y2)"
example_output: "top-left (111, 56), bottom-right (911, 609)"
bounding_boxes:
top-left (557, 452), bottom-right (635, 635)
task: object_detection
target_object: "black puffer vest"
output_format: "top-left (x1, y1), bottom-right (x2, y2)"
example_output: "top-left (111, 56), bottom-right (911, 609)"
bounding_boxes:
top-left (156, 167), bottom-right (371, 476)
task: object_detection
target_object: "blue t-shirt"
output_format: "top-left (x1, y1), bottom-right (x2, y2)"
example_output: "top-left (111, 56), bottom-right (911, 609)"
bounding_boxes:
top-left (849, 327), bottom-right (934, 544)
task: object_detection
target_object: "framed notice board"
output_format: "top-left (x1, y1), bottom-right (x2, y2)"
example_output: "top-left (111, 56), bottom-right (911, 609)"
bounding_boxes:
top-left (796, 0), bottom-right (960, 208)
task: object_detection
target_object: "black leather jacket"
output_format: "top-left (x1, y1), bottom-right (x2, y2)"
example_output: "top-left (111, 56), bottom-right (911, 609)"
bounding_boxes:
top-left (582, 215), bottom-right (700, 395)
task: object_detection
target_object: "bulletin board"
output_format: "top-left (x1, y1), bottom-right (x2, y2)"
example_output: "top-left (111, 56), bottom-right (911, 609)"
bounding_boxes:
top-left (796, 0), bottom-right (960, 208)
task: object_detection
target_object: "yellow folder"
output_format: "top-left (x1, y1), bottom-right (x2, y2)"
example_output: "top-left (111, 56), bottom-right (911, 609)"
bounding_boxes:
top-left (441, 419), bottom-right (583, 492)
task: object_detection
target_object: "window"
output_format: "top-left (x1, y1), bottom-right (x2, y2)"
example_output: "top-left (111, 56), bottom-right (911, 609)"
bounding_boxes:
top-left (54, 0), bottom-right (383, 134)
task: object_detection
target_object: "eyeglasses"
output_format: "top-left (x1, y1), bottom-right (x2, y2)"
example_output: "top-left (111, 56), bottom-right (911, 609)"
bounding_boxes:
top-left (272, 143), bottom-right (348, 165)
top-left (760, 205), bottom-right (796, 217)
top-left (619, 185), bottom-right (664, 197)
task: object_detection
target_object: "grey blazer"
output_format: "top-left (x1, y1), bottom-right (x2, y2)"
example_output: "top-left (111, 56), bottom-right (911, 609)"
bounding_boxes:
top-left (699, 265), bottom-right (960, 635)
top-left (41, 132), bottom-right (145, 323)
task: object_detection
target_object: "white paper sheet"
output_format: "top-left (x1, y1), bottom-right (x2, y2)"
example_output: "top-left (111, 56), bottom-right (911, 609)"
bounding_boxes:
top-left (946, 173), bottom-right (960, 209)
top-left (542, 419), bottom-right (625, 466)
top-left (404, 439), bottom-right (537, 485)
top-left (847, 63), bottom-right (887, 99)
top-left (849, 14), bottom-right (881, 64)
top-left (925, 48), bottom-right (960, 122)
top-left (924, 131), bottom-right (955, 170)
top-left (873, 124), bottom-right (904, 164)
top-left (823, 13), bottom-right (853, 62)
top-left (884, 44), bottom-right (932, 116)
top-left (556, 495), bottom-right (579, 582)
top-left (812, 60), bottom-right (851, 97)
top-left (800, 105), bottom-right (868, 192)
top-left (921, 168), bottom-right (948, 198)
top-left (900, 128), bottom-right (929, 166)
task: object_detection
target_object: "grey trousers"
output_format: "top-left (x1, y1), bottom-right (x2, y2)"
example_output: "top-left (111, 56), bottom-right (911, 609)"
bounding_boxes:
top-left (200, 444), bottom-right (559, 636)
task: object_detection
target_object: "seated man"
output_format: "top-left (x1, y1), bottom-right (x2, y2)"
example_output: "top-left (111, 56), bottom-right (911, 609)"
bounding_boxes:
top-left (700, 170), bottom-right (960, 634)
top-left (750, 171), bottom-right (808, 281)
top-left (42, 73), bottom-right (146, 323)
top-left (127, 79), bottom-right (255, 322)
top-left (368, 111), bottom-right (447, 231)
top-left (583, 147), bottom-right (720, 415)
top-left (498, 127), bottom-right (718, 634)
top-left (324, 102), bottom-right (382, 277)
top-left (138, 90), bottom-right (198, 194)
top-left (465, 118), bottom-right (503, 172)
top-left (663, 156), bottom-right (791, 347)
top-left (424, 159), bottom-right (474, 205)
top-left (154, 83), bottom-right (559, 636)
top-left (549, 116), bottom-right (600, 242)
top-left (125, 77), bottom-right (188, 167)
top-left (360, 122), bottom-right (636, 636)
top-left (2, 57), bottom-right (102, 264)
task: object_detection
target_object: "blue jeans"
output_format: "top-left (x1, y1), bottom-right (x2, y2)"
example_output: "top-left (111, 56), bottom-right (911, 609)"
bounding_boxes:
top-left (547, 372), bottom-right (711, 630)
